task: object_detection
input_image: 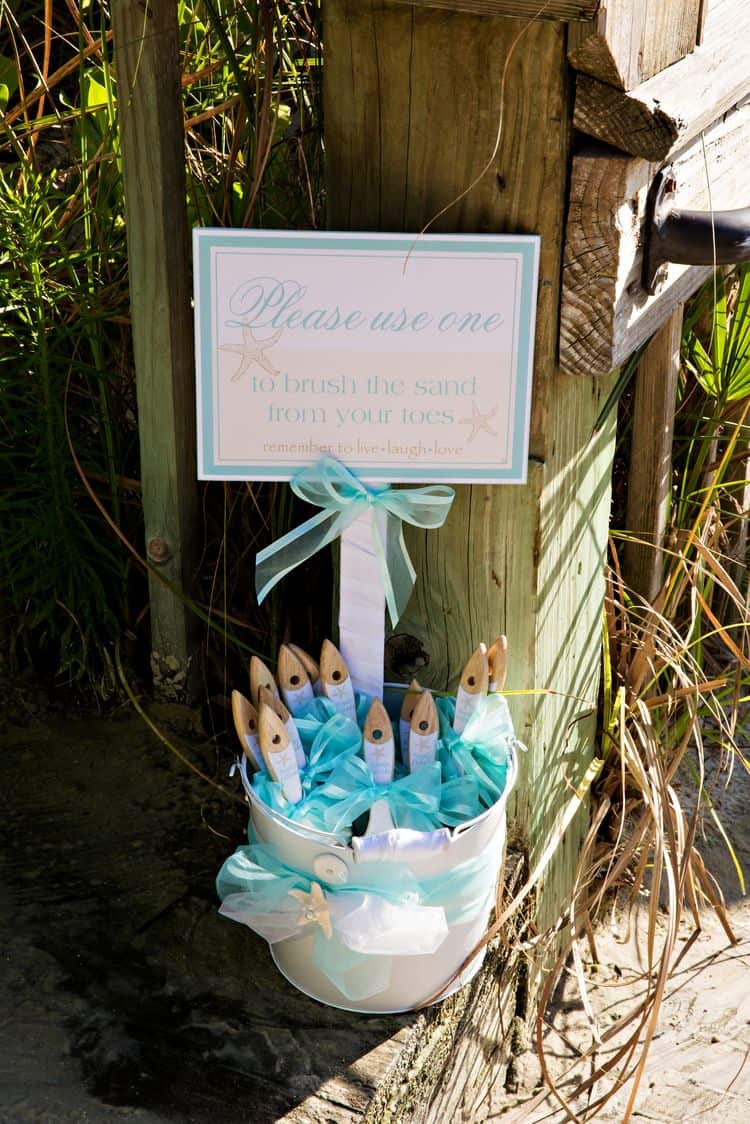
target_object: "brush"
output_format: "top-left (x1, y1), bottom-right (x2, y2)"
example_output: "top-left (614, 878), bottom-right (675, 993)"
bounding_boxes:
top-left (258, 685), bottom-right (305, 768)
top-left (453, 645), bottom-right (489, 734)
top-left (319, 639), bottom-right (357, 723)
top-left (408, 689), bottom-right (439, 770)
top-left (362, 698), bottom-right (396, 834)
top-left (258, 701), bottom-right (303, 804)
top-left (278, 644), bottom-right (315, 715)
top-left (288, 643), bottom-right (323, 696)
top-left (249, 655), bottom-right (279, 706)
top-left (230, 689), bottom-right (265, 771)
top-left (487, 635), bottom-right (508, 692)
top-left (399, 679), bottom-right (423, 768)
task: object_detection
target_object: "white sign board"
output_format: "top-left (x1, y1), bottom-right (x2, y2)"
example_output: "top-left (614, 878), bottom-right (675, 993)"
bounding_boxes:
top-left (194, 230), bottom-right (539, 483)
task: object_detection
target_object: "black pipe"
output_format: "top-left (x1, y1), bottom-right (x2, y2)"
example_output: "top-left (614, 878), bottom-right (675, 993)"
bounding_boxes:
top-left (654, 207), bottom-right (750, 266)
top-left (643, 168), bottom-right (750, 293)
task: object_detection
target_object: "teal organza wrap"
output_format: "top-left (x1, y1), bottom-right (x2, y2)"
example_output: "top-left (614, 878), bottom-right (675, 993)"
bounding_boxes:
top-left (251, 703), bottom-right (367, 832)
top-left (247, 689), bottom-right (515, 835)
top-left (216, 833), bottom-right (500, 1001)
top-left (320, 756), bottom-right (443, 834)
top-left (318, 755), bottom-right (482, 833)
top-left (254, 456), bottom-right (455, 627)
top-left (438, 775), bottom-right (482, 827)
top-left (291, 690), bottom-right (373, 741)
top-left (435, 694), bottom-right (516, 810)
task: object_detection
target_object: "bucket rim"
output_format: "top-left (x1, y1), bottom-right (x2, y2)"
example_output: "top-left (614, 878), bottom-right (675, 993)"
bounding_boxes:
top-left (239, 734), bottom-right (518, 852)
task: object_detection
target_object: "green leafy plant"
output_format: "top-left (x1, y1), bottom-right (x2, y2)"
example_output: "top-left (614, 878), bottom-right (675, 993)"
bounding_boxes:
top-left (0, 161), bottom-right (135, 692)
top-left (1, 1), bottom-right (324, 698)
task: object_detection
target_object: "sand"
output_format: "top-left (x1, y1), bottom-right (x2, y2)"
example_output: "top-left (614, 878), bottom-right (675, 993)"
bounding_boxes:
top-left (500, 748), bottom-right (750, 1123)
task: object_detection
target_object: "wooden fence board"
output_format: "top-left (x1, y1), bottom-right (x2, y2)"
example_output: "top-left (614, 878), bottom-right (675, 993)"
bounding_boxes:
top-left (568, 0), bottom-right (702, 91)
top-left (624, 307), bottom-right (684, 602)
top-left (390, 0), bottom-right (598, 18)
top-left (574, 0), bottom-right (750, 161)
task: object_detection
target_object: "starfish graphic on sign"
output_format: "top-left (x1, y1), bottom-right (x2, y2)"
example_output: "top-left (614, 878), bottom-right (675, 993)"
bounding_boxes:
top-left (288, 882), bottom-right (333, 939)
top-left (459, 401), bottom-right (499, 443)
top-left (220, 325), bottom-right (283, 381)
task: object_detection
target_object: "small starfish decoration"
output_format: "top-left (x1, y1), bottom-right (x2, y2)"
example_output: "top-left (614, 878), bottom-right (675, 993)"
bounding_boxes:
top-left (220, 325), bottom-right (283, 381)
top-left (459, 401), bottom-right (499, 444)
top-left (288, 882), bottom-right (333, 940)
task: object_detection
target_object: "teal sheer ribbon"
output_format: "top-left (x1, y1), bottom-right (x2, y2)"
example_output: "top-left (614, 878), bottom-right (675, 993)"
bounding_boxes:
top-left (320, 756), bottom-right (443, 834)
top-left (438, 775), bottom-right (481, 826)
top-left (292, 691), bottom-right (372, 752)
top-left (435, 695), bottom-right (515, 809)
top-left (247, 690), bottom-right (508, 831)
top-left (254, 456), bottom-right (455, 626)
top-left (216, 835), bottom-right (500, 1001)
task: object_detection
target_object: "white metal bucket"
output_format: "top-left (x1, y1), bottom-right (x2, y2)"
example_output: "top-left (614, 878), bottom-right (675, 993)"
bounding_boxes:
top-left (236, 688), bottom-right (517, 1014)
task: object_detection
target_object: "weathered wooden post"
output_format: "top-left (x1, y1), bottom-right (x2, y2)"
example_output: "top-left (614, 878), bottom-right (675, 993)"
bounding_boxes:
top-left (562, 0), bottom-right (750, 605)
top-left (113, 0), bottom-right (200, 699)
top-left (324, 6), bottom-right (614, 1114)
top-left (326, 0), bottom-right (613, 935)
top-left (321, 0), bottom-right (749, 1115)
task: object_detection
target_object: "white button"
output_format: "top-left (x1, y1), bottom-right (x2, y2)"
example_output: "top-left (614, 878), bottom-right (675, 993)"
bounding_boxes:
top-left (313, 853), bottom-right (349, 884)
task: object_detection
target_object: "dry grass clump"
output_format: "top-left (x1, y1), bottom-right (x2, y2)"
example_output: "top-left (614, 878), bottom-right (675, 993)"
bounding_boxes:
top-left (439, 272), bottom-right (750, 1120)
top-left (520, 272), bottom-right (750, 1121)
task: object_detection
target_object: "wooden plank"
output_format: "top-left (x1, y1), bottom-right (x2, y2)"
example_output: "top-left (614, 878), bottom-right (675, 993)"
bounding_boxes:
top-left (363, 932), bottom-right (522, 1122)
top-left (390, 0), bottom-right (598, 19)
top-left (560, 100), bottom-right (750, 376)
top-left (624, 307), bottom-right (683, 602)
top-left (573, 0), bottom-right (750, 161)
top-left (326, 9), bottom-right (616, 1109)
top-left (568, 0), bottom-right (703, 91)
top-left (112, 0), bottom-right (200, 698)
top-left (697, 0), bottom-right (710, 42)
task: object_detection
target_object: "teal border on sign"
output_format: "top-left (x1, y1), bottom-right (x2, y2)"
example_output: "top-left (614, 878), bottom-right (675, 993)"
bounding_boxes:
top-left (193, 229), bottom-right (540, 483)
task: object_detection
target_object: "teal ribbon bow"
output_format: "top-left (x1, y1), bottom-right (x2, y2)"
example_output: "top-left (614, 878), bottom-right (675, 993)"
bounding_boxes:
top-left (217, 840), bottom-right (437, 1000)
top-left (319, 755), bottom-right (443, 834)
top-left (255, 457), bottom-right (455, 626)
top-left (301, 712), bottom-right (363, 789)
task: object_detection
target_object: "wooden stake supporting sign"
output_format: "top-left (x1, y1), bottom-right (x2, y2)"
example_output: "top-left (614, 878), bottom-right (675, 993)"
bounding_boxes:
top-left (338, 510), bottom-right (387, 699)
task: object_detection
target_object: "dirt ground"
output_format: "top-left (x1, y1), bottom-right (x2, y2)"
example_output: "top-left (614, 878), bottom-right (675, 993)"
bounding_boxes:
top-left (0, 709), bottom-right (412, 1124)
top-left (1, 704), bottom-right (748, 1123)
